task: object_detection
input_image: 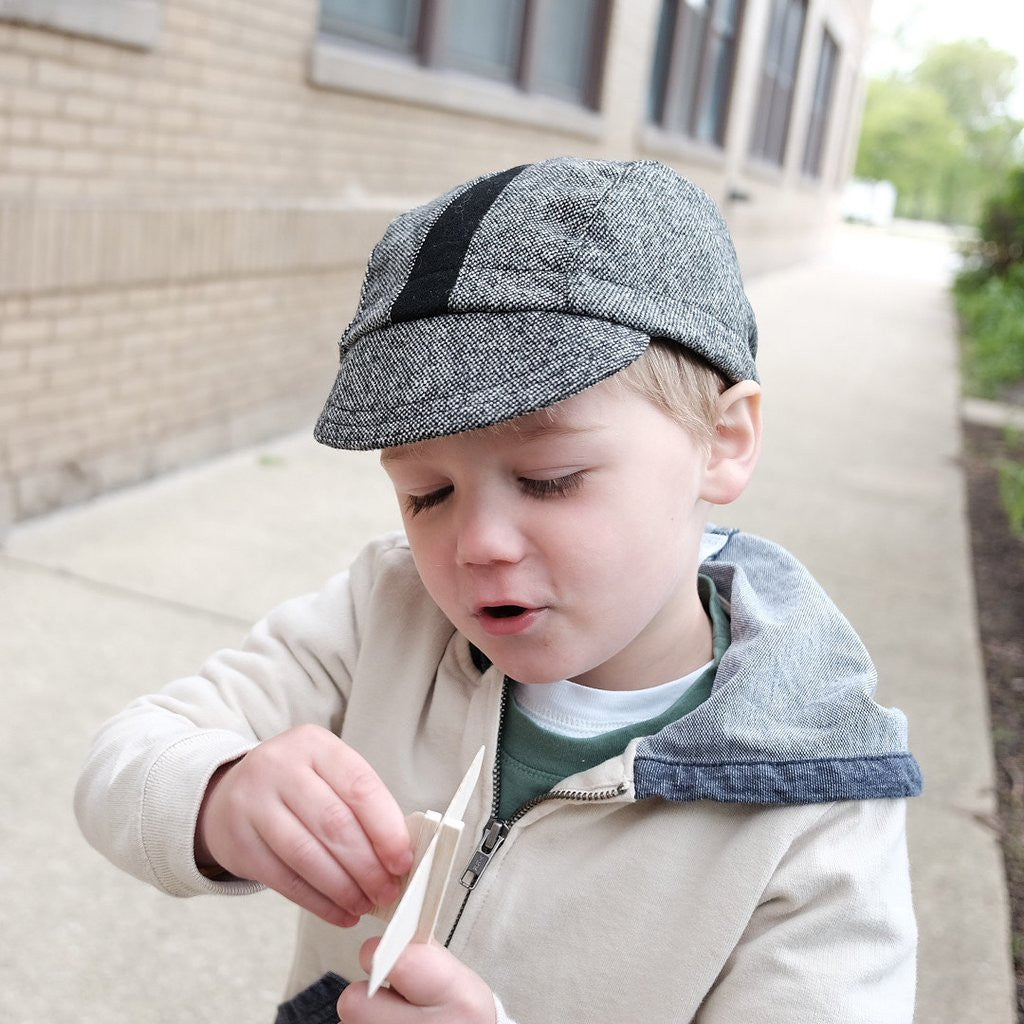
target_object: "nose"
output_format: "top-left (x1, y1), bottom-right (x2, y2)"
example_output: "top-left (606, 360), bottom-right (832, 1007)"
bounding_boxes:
top-left (455, 491), bottom-right (527, 567)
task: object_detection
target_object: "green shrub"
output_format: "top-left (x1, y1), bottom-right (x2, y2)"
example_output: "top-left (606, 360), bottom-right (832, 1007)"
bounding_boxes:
top-left (998, 458), bottom-right (1024, 539)
top-left (956, 262), bottom-right (1024, 398)
top-left (979, 165), bottom-right (1024, 276)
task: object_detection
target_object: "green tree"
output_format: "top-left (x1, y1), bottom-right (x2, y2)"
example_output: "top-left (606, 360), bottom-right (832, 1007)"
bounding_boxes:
top-left (855, 76), bottom-right (963, 220)
top-left (855, 39), bottom-right (1022, 224)
top-left (916, 39), bottom-right (1019, 141)
top-left (918, 40), bottom-right (1022, 220)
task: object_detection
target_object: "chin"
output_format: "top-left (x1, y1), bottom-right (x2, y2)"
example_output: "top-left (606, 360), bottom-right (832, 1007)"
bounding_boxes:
top-left (481, 653), bottom-right (570, 686)
top-left (512, 659), bottom-right (595, 686)
top-left (508, 671), bottom-right (567, 686)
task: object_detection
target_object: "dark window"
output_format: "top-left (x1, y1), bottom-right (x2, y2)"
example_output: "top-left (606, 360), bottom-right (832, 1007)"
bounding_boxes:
top-left (801, 28), bottom-right (840, 178)
top-left (443, 0), bottom-right (524, 82)
top-left (320, 0), bottom-right (609, 109)
top-left (749, 0), bottom-right (806, 166)
top-left (320, 0), bottom-right (419, 54)
top-left (648, 0), bottom-right (744, 147)
top-left (529, 0), bottom-right (607, 106)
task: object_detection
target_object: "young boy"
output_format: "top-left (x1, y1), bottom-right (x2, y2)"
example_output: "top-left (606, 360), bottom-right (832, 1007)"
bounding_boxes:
top-left (75, 158), bottom-right (921, 1024)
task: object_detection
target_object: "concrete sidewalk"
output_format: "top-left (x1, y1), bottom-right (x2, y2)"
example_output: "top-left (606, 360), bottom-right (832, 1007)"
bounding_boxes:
top-left (1, 223), bottom-right (1015, 1022)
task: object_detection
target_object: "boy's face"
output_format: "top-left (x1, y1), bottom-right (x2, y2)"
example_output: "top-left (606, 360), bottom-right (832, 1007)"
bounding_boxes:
top-left (381, 379), bottom-right (716, 690)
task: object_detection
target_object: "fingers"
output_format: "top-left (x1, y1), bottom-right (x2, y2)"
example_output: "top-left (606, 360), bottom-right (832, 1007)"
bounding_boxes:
top-left (357, 935), bottom-right (383, 974)
top-left (233, 818), bottom-right (362, 928)
top-left (370, 943), bottom-right (462, 1008)
top-left (250, 792), bottom-right (380, 919)
top-left (338, 982), bottom-right (409, 1024)
top-left (338, 938), bottom-right (496, 1023)
top-left (313, 742), bottom-right (414, 877)
top-left (278, 772), bottom-right (407, 910)
top-left (197, 726), bottom-right (413, 924)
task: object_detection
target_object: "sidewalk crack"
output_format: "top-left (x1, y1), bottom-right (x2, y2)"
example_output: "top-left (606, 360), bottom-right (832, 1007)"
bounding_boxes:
top-left (0, 553), bottom-right (253, 630)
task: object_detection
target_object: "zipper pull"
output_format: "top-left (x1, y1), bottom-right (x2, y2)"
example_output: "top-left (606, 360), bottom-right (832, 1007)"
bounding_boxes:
top-left (460, 817), bottom-right (510, 890)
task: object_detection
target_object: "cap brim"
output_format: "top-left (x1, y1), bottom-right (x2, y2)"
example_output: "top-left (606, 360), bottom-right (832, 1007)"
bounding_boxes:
top-left (314, 310), bottom-right (650, 450)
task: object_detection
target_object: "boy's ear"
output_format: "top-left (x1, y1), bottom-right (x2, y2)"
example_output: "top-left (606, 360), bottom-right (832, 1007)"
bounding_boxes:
top-left (700, 380), bottom-right (762, 506)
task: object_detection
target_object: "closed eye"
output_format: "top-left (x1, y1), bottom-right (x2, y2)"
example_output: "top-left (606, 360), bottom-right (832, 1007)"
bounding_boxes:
top-left (520, 471), bottom-right (587, 499)
top-left (403, 472), bottom-right (586, 515)
top-left (404, 485), bottom-right (453, 516)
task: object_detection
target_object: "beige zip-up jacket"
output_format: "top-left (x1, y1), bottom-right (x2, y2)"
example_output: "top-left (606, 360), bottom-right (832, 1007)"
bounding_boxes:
top-left (75, 531), bottom-right (918, 1023)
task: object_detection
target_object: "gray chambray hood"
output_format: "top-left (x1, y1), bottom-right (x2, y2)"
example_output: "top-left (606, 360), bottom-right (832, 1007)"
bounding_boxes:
top-left (630, 525), bottom-right (923, 805)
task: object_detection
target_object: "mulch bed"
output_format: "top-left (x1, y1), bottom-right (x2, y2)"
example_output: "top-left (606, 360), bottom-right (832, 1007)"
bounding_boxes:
top-left (962, 419), bottom-right (1024, 1018)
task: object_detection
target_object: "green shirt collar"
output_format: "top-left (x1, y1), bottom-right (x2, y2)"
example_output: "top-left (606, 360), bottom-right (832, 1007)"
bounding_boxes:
top-left (497, 575), bottom-right (731, 815)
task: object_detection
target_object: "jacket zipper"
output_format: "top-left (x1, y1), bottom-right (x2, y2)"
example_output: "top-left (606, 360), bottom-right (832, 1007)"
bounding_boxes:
top-left (443, 678), bottom-right (629, 947)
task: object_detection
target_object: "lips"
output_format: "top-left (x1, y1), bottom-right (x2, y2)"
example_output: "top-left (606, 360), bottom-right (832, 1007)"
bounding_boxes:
top-left (473, 602), bottom-right (543, 636)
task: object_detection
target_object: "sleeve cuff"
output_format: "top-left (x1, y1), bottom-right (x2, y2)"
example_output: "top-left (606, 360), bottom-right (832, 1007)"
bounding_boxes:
top-left (140, 728), bottom-right (263, 897)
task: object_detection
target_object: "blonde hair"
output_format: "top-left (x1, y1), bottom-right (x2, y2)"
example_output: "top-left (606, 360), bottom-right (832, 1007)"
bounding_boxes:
top-left (614, 338), bottom-right (727, 450)
top-left (473, 339), bottom-right (727, 448)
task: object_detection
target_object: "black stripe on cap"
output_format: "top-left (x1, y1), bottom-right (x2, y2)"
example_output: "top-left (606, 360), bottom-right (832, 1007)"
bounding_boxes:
top-left (390, 163), bottom-right (529, 325)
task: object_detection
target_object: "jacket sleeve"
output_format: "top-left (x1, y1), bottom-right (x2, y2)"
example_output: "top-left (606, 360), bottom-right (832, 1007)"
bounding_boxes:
top-left (695, 797), bottom-right (917, 1024)
top-left (73, 538), bottom-right (390, 901)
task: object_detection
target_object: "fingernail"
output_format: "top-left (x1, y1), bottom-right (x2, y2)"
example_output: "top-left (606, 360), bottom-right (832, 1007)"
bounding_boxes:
top-left (389, 851), bottom-right (413, 874)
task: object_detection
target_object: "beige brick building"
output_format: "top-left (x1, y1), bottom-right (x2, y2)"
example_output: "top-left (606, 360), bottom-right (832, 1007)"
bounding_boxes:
top-left (0, 0), bottom-right (872, 528)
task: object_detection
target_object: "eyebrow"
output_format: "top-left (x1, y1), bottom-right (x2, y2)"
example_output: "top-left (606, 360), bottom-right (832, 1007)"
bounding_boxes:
top-left (379, 446), bottom-right (426, 466)
top-left (510, 419), bottom-right (598, 444)
top-left (379, 420), bottom-right (599, 465)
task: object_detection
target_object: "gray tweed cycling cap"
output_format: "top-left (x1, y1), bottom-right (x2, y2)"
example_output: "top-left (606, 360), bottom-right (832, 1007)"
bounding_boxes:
top-left (314, 157), bottom-right (758, 450)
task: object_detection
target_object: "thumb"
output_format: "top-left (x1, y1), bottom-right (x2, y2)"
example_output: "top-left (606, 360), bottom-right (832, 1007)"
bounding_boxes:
top-left (358, 935), bottom-right (382, 976)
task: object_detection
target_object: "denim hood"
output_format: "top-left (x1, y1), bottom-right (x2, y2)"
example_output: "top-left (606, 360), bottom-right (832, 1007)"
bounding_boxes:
top-left (633, 526), bottom-right (923, 805)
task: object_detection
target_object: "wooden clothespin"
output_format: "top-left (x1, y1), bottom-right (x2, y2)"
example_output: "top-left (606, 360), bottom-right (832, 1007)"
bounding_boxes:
top-left (367, 746), bottom-right (485, 996)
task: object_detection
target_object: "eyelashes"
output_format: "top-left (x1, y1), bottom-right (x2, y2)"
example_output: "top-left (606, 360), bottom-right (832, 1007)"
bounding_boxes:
top-left (404, 485), bottom-right (453, 516)
top-left (403, 472), bottom-right (586, 516)
top-left (519, 473), bottom-right (586, 500)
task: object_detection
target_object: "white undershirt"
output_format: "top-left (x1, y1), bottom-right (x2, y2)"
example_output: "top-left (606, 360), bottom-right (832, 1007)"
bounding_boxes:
top-left (512, 660), bottom-right (714, 739)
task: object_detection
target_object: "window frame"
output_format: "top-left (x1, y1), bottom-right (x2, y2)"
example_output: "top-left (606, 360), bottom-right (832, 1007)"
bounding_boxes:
top-left (800, 26), bottom-right (840, 180)
top-left (647, 0), bottom-right (746, 150)
top-left (748, 0), bottom-right (807, 169)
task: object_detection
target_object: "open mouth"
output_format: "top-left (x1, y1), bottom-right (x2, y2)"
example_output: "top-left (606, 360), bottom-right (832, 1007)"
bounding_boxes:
top-left (474, 602), bottom-right (541, 636)
top-left (483, 605), bottom-right (528, 619)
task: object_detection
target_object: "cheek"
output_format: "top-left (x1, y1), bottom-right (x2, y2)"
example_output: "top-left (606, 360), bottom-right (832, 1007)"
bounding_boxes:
top-left (547, 510), bottom-right (647, 595)
top-left (562, 487), bottom-right (696, 586)
top-left (404, 525), bottom-right (455, 601)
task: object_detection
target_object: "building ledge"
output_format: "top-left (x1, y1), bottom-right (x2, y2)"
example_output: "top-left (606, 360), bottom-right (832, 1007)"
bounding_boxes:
top-left (0, 0), bottom-right (161, 50)
top-left (638, 125), bottom-right (727, 170)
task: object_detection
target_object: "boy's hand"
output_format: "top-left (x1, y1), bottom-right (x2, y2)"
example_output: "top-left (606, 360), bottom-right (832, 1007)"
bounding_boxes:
top-left (337, 937), bottom-right (496, 1024)
top-left (195, 725), bottom-right (413, 926)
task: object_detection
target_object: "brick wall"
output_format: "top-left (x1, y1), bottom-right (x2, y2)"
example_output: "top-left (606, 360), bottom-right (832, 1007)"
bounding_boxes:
top-left (0, 0), bottom-right (871, 528)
